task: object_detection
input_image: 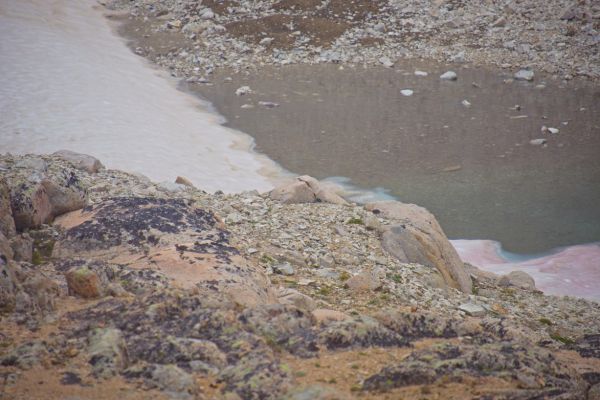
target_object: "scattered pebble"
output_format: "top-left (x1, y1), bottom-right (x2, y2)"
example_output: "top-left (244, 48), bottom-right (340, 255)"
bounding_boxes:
top-left (400, 89), bottom-right (414, 96)
top-left (235, 86), bottom-right (252, 96)
top-left (414, 70), bottom-right (428, 77)
top-left (440, 71), bottom-right (457, 81)
top-left (514, 69), bottom-right (535, 81)
top-left (258, 101), bottom-right (279, 108)
top-left (461, 100), bottom-right (472, 108)
top-left (529, 138), bottom-right (547, 146)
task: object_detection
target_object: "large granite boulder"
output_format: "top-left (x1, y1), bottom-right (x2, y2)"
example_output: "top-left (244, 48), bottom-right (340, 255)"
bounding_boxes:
top-left (270, 175), bottom-right (348, 205)
top-left (53, 197), bottom-right (276, 306)
top-left (365, 201), bottom-right (472, 293)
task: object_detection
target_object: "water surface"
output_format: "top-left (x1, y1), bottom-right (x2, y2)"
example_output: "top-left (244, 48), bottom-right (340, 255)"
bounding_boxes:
top-left (192, 64), bottom-right (600, 254)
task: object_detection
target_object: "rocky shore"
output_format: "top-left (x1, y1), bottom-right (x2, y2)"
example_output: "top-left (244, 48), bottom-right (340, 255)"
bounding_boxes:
top-left (104, 0), bottom-right (600, 81)
top-left (1, 151), bottom-right (599, 399)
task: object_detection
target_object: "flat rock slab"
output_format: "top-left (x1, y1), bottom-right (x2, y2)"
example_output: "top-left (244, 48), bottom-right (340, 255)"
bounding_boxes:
top-left (53, 197), bottom-right (276, 306)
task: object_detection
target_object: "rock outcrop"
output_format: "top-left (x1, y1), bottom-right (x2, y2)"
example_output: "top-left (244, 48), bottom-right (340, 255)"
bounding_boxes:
top-left (366, 201), bottom-right (472, 293)
top-left (270, 175), bottom-right (347, 205)
top-left (1, 153), bottom-right (598, 400)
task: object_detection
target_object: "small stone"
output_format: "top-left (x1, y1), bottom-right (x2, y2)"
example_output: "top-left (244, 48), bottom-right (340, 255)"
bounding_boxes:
top-left (258, 101), bottom-right (279, 108)
top-left (529, 138), bottom-right (547, 146)
top-left (259, 37), bottom-right (274, 46)
top-left (458, 303), bottom-right (486, 317)
top-left (235, 86), bottom-right (252, 96)
top-left (345, 271), bottom-right (381, 292)
top-left (400, 89), bottom-right (413, 96)
top-left (273, 262), bottom-right (295, 276)
top-left (414, 70), bottom-right (428, 77)
top-left (514, 69), bottom-right (534, 81)
top-left (548, 127), bottom-right (559, 134)
top-left (240, 104), bottom-right (254, 109)
top-left (491, 16), bottom-right (507, 27)
top-left (66, 268), bottom-right (102, 298)
top-left (440, 71), bottom-right (457, 81)
top-left (200, 9), bottom-right (214, 19)
top-left (461, 100), bottom-right (472, 108)
top-left (175, 176), bottom-right (195, 188)
top-left (167, 20), bottom-right (182, 29)
top-left (379, 56), bottom-right (394, 68)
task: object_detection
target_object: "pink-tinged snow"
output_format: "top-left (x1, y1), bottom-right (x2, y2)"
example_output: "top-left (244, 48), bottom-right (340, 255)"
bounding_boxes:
top-left (452, 240), bottom-right (600, 302)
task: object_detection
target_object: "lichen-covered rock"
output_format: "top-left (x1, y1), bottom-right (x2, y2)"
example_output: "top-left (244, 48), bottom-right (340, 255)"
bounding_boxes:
top-left (53, 197), bottom-right (276, 306)
top-left (270, 176), bottom-right (347, 205)
top-left (0, 341), bottom-right (48, 370)
top-left (0, 250), bottom-right (18, 314)
top-left (318, 315), bottom-right (408, 350)
top-left (52, 150), bottom-right (104, 173)
top-left (66, 267), bottom-right (103, 298)
top-left (374, 310), bottom-right (462, 340)
top-left (218, 354), bottom-right (291, 399)
top-left (362, 342), bottom-right (583, 396)
top-left (0, 178), bottom-right (16, 238)
top-left (277, 287), bottom-right (317, 312)
top-left (6, 157), bottom-right (86, 231)
top-left (367, 201), bottom-right (472, 293)
top-left (88, 328), bottom-right (129, 378)
top-left (9, 233), bottom-right (33, 262)
top-left (283, 385), bottom-right (347, 400)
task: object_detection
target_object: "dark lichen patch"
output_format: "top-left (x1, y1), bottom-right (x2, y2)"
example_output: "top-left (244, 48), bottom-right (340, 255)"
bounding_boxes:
top-left (63, 197), bottom-right (221, 250)
top-left (362, 342), bottom-right (579, 395)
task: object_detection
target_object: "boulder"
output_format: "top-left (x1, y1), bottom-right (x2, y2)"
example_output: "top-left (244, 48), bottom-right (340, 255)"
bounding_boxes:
top-left (499, 270), bottom-right (536, 290)
top-left (88, 328), bottom-right (129, 378)
top-left (52, 150), bottom-right (104, 173)
top-left (277, 287), bottom-right (317, 312)
top-left (6, 159), bottom-right (86, 231)
top-left (345, 270), bottom-right (381, 292)
top-left (366, 201), bottom-right (472, 293)
top-left (66, 267), bottom-right (103, 298)
top-left (270, 176), bottom-right (347, 205)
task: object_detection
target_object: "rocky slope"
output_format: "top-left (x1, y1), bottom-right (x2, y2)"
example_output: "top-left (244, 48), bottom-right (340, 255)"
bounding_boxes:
top-left (1, 152), bottom-right (599, 399)
top-left (103, 0), bottom-right (600, 80)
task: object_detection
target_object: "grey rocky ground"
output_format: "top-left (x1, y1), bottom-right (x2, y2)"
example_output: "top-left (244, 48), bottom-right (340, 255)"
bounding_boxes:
top-left (103, 0), bottom-right (599, 81)
top-left (1, 152), bottom-right (599, 399)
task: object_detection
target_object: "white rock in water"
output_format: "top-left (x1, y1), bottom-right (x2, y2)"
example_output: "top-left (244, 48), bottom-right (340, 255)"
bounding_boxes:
top-left (461, 99), bottom-right (472, 108)
top-left (414, 70), bottom-right (428, 76)
top-left (548, 127), bottom-right (559, 134)
top-left (400, 89), bottom-right (414, 96)
top-left (379, 56), bottom-right (394, 68)
top-left (458, 303), bottom-right (486, 317)
top-left (235, 86), bottom-right (252, 96)
top-left (440, 71), bottom-right (457, 81)
top-left (258, 101), bottom-right (279, 108)
top-left (530, 138), bottom-right (547, 146)
top-left (514, 69), bottom-right (534, 81)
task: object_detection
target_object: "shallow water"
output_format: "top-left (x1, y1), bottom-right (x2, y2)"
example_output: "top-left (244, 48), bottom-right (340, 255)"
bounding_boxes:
top-left (192, 64), bottom-right (600, 254)
top-left (0, 0), bottom-right (281, 193)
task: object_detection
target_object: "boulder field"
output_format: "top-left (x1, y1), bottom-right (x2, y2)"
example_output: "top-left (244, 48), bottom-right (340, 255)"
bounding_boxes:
top-left (1, 152), bottom-right (599, 399)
